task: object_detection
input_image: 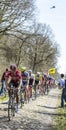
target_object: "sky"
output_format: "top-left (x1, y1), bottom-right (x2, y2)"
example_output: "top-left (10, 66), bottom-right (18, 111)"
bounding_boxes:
top-left (36, 0), bottom-right (66, 74)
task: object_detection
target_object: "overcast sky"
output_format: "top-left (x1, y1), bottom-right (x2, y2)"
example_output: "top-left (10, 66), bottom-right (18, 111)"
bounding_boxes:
top-left (36, 0), bottom-right (66, 74)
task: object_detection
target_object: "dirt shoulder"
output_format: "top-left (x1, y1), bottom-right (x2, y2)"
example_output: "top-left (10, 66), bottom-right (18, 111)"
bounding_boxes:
top-left (0, 87), bottom-right (60, 130)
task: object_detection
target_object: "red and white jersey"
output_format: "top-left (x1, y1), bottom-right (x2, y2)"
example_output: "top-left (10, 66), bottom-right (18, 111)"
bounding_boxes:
top-left (5, 70), bottom-right (22, 82)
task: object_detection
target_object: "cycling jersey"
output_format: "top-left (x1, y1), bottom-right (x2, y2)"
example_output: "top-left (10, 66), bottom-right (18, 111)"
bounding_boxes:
top-left (5, 70), bottom-right (22, 82)
top-left (29, 74), bottom-right (35, 86)
top-left (35, 75), bottom-right (40, 81)
top-left (35, 74), bottom-right (40, 85)
top-left (21, 71), bottom-right (29, 86)
top-left (29, 78), bottom-right (34, 86)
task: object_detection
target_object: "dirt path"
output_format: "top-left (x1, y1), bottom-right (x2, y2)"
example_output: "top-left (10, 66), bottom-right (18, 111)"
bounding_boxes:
top-left (0, 88), bottom-right (60, 130)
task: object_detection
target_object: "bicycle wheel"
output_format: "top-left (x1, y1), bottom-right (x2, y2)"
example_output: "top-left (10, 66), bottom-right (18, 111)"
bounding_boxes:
top-left (20, 90), bottom-right (24, 108)
top-left (42, 84), bottom-right (45, 95)
top-left (46, 84), bottom-right (49, 94)
top-left (8, 96), bottom-right (15, 121)
top-left (8, 97), bottom-right (12, 121)
top-left (12, 96), bottom-right (15, 116)
top-left (34, 84), bottom-right (37, 99)
top-left (26, 87), bottom-right (30, 103)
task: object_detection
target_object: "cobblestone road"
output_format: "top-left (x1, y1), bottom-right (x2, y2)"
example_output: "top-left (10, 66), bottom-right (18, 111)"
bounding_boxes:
top-left (0, 88), bottom-right (60, 130)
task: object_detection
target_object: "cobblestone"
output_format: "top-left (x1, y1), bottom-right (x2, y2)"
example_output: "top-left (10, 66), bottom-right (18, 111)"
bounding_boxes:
top-left (0, 88), bottom-right (59, 130)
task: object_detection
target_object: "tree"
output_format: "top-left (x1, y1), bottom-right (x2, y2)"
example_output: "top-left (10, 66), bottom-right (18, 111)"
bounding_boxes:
top-left (0, 0), bottom-right (35, 72)
top-left (25, 23), bottom-right (60, 72)
top-left (0, 1), bottom-right (60, 73)
top-left (0, 0), bottom-right (35, 35)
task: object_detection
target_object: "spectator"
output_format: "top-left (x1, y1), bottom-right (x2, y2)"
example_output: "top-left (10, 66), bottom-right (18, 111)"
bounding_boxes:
top-left (58, 73), bottom-right (65, 107)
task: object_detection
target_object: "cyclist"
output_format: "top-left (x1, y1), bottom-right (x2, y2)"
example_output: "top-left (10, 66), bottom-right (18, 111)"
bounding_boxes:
top-left (34, 72), bottom-right (40, 91)
top-left (20, 67), bottom-right (29, 102)
top-left (0, 68), bottom-right (8, 95)
top-left (5, 64), bottom-right (22, 113)
top-left (37, 72), bottom-right (47, 95)
top-left (40, 73), bottom-right (48, 94)
top-left (27, 69), bottom-right (32, 77)
top-left (28, 70), bottom-right (35, 99)
top-left (35, 72), bottom-right (40, 86)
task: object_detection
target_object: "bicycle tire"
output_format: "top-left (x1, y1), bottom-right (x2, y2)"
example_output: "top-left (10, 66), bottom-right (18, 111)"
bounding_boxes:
top-left (42, 85), bottom-right (45, 95)
top-left (8, 98), bottom-right (12, 121)
top-left (34, 85), bottom-right (37, 99)
top-left (26, 89), bottom-right (30, 103)
top-left (8, 96), bottom-right (15, 121)
top-left (20, 90), bottom-right (24, 108)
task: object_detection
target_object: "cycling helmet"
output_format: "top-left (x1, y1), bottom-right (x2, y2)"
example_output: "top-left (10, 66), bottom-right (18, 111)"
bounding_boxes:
top-left (10, 64), bottom-right (17, 71)
top-left (20, 67), bottom-right (26, 72)
top-left (31, 74), bottom-right (35, 79)
top-left (37, 72), bottom-right (40, 75)
top-left (27, 69), bottom-right (32, 73)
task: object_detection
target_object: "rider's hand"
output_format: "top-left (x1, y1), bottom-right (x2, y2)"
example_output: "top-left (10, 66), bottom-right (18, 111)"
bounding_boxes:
top-left (17, 86), bottom-right (21, 90)
top-left (15, 87), bottom-right (20, 91)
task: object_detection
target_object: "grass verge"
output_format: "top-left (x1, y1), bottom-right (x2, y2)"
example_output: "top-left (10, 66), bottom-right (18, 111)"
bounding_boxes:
top-left (0, 95), bottom-right (8, 103)
top-left (53, 91), bottom-right (66, 130)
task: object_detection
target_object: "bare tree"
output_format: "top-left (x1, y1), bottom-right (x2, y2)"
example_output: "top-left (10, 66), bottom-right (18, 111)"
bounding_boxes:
top-left (0, 0), bottom-right (35, 35)
top-left (0, 0), bottom-right (36, 70)
top-left (0, 1), bottom-right (60, 73)
top-left (25, 23), bottom-right (60, 72)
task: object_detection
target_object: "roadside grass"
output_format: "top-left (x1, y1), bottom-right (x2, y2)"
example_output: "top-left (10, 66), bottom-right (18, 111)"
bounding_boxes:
top-left (0, 85), bottom-right (8, 103)
top-left (53, 91), bottom-right (66, 130)
top-left (0, 95), bottom-right (8, 103)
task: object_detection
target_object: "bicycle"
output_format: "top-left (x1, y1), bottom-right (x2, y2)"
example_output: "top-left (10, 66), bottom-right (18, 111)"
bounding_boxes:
top-left (20, 87), bottom-right (25, 108)
top-left (8, 85), bottom-right (16, 121)
top-left (33, 83), bottom-right (39, 99)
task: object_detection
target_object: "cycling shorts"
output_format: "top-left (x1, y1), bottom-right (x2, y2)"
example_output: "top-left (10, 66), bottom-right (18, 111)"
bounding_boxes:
top-left (9, 80), bottom-right (19, 88)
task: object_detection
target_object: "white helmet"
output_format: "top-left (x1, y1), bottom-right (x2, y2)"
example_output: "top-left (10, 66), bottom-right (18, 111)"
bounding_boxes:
top-left (37, 72), bottom-right (40, 75)
top-left (31, 74), bottom-right (35, 79)
top-left (28, 69), bottom-right (32, 73)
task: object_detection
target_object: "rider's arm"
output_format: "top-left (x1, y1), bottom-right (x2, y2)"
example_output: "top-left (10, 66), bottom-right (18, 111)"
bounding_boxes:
top-left (5, 71), bottom-right (11, 89)
top-left (33, 78), bottom-right (35, 86)
top-left (18, 79), bottom-right (22, 89)
top-left (5, 76), bottom-right (12, 90)
top-left (27, 73), bottom-right (30, 85)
